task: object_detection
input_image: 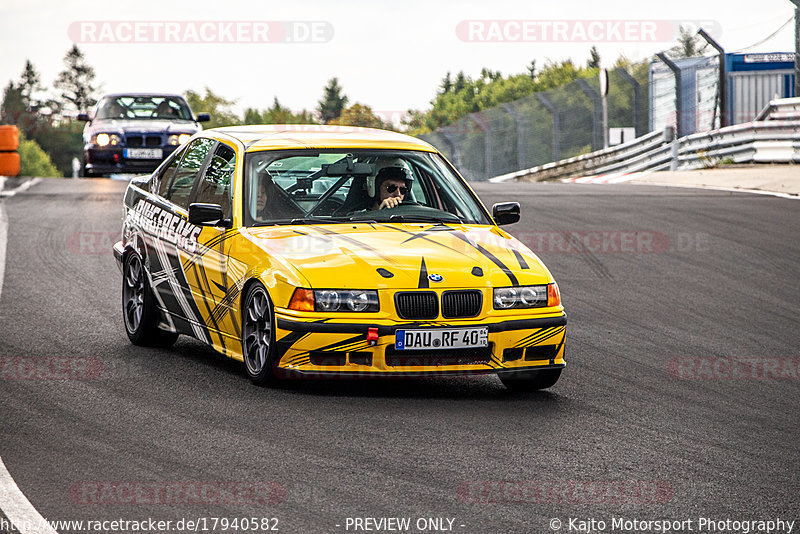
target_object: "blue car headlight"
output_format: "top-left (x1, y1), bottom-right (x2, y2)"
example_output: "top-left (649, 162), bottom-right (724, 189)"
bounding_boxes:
top-left (91, 133), bottom-right (122, 147)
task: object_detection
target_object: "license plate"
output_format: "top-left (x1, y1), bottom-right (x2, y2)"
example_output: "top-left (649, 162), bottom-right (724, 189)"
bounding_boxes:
top-left (395, 327), bottom-right (488, 350)
top-left (125, 148), bottom-right (162, 159)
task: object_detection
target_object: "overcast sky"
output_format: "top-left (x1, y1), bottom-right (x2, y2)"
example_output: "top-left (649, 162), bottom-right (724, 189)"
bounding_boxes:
top-left (1, 0), bottom-right (796, 118)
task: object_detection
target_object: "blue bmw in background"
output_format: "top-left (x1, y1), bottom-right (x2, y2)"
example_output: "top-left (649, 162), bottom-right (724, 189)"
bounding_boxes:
top-left (78, 93), bottom-right (210, 177)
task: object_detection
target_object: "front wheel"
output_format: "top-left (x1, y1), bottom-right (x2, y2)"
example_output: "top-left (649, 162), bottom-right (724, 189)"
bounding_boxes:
top-left (122, 252), bottom-right (178, 346)
top-left (499, 368), bottom-right (562, 391)
top-left (241, 283), bottom-right (278, 385)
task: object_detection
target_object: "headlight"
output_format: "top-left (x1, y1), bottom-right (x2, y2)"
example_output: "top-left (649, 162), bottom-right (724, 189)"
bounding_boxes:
top-left (312, 289), bottom-right (379, 312)
top-left (92, 133), bottom-right (122, 147)
top-left (168, 134), bottom-right (192, 145)
top-left (493, 284), bottom-right (550, 309)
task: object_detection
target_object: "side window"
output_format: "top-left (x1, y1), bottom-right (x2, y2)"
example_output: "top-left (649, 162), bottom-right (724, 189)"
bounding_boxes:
top-left (194, 143), bottom-right (235, 219)
top-left (165, 138), bottom-right (215, 210)
top-left (155, 147), bottom-right (185, 197)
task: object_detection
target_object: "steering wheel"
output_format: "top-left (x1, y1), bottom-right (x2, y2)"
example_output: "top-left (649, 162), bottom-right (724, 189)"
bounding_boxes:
top-left (309, 197), bottom-right (344, 217)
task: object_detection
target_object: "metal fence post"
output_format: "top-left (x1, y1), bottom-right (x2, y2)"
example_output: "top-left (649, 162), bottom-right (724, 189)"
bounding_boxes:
top-left (615, 67), bottom-right (642, 136)
top-left (470, 113), bottom-right (492, 180)
top-left (501, 103), bottom-right (525, 170)
top-left (536, 93), bottom-right (560, 161)
top-left (576, 78), bottom-right (603, 151)
top-left (656, 53), bottom-right (683, 138)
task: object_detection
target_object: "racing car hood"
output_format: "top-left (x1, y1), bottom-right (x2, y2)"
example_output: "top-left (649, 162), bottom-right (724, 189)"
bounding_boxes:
top-left (242, 223), bottom-right (553, 289)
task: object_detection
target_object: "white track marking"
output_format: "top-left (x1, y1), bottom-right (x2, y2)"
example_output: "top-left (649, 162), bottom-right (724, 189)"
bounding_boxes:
top-left (1, 177), bottom-right (59, 533)
top-left (0, 457), bottom-right (59, 534)
top-left (0, 201), bottom-right (6, 301)
top-left (562, 171), bottom-right (649, 184)
top-left (0, 178), bottom-right (41, 198)
top-left (626, 181), bottom-right (800, 200)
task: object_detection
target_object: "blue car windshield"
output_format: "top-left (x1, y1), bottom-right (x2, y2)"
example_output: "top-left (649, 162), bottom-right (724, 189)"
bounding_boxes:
top-left (95, 96), bottom-right (194, 120)
top-left (243, 149), bottom-right (493, 226)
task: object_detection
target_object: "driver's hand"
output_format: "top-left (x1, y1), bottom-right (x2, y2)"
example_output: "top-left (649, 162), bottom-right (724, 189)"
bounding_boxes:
top-left (378, 197), bottom-right (402, 209)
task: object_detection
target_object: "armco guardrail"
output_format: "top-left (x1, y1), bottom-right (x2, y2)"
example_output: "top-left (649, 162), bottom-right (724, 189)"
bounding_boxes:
top-left (754, 96), bottom-right (800, 122)
top-left (0, 125), bottom-right (20, 177)
top-left (493, 97), bottom-right (800, 183)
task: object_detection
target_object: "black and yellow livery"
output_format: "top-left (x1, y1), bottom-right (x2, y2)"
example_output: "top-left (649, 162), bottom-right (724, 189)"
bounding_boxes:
top-left (114, 125), bottom-right (566, 390)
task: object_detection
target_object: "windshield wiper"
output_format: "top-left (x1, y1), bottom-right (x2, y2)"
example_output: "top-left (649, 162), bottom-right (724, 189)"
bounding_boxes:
top-left (254, 217), bottom-right (376, 226)
top-left (386, 215), bottom-right (461, 224)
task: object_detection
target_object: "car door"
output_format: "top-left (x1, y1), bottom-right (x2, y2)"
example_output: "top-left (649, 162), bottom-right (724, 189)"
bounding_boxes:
top-left (149, 136), bottom-right (216, 342)
top-left (182, 141), bottom-right (239, 352)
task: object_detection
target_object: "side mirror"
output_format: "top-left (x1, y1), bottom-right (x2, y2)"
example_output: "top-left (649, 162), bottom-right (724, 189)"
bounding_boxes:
top-left (492, 202), bottom-right (520, 226)
top-left (195, 113), bottom-right (210, 123)
top-left (188, 203), bottom-right (229, 227)
top-left (77, 113), bottom-right (90, 122)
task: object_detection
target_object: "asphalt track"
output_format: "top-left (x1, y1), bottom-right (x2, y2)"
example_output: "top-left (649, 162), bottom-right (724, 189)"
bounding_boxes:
top-left (1, 178), bottom-right (798, 533)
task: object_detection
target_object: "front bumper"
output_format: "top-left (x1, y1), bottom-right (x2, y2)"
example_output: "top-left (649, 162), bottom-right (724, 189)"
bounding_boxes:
top-left (84, 145), bottom-right (178, 175)
top-left (272, 313), bottom-right (567, 376)
top-left (113, 241), bottom-right (125, 273)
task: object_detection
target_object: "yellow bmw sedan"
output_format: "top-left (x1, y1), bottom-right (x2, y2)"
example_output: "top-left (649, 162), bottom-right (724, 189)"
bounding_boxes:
top-left (113, 125), bottom-right (566, 390)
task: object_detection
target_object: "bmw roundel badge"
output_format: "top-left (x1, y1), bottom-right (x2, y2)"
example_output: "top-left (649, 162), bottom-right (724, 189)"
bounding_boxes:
top-left (428, 273), bottom-right (443, 283)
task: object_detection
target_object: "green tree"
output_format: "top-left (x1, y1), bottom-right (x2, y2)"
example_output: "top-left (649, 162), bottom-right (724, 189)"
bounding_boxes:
top-left (242, 97), bottom-right (317, 125)
top-left (54, 45), bottom-right (98, 111)
top-left (439, 72), bottom-right (452, 94)
top-left (670, 26), bottom-right (704, 58)
top-left (587, 46), bottom-right (601, 69)
top-left (317, 77), bottom-right (348, 123)
top-left (185, 87), bottom-right (241, 128)
top-left (30, 122), bottom-right (83, 177)
top-left (18, 60), bottom-right (42, 112)
top-left (18, 133), bottom-right (61, 177)
top-left (527, 60), bottom-right (537, 79)
top-left (329, 103), bottom-right (390, 129)
top-left (0, 82), bottom-right (25, 125)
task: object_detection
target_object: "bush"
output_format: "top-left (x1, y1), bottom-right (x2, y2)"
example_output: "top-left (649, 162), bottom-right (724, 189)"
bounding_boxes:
top-left (18, 134), bottom-right (61, 177)
top-left (28, 121), bottom-right (83, 177)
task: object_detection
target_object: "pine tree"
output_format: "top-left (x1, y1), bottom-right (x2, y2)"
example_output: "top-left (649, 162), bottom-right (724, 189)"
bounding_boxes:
top-left (54, 45), bottom-right (98, 111)
top-left (587, 46), bottom-right (601, 69)
top-left (527, 60), bottom-right (537, 79)
top-left (670, 26), bottom-right (703, 58)
top-left (0, 82), bottom-right (26, 124)
top-left (440, 72), bottom-right (452, 94)
top-left (18, 60), bottom-right (42, 112)
top-left (317, 78), bottom-right (348, 124)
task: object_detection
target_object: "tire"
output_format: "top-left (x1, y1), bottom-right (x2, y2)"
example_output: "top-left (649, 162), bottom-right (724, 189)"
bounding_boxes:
top-left (122, 252), bottom-right (178, 347)
top-left (499, 368), bottom-right (562, 391)
top-left (241, 282), bottom-right (278, 385)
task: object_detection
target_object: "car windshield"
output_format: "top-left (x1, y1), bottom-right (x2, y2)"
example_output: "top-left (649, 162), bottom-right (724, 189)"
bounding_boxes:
top-left (243, 150), bottom-right (492, 226)
top-left (95, 95), bottom-right (194, 120)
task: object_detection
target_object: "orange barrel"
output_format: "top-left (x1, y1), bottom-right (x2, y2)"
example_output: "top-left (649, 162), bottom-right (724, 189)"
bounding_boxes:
top-left (0, 152), bottom-right (20, 176)
top-left (0, 125), bottom-right (19, 151)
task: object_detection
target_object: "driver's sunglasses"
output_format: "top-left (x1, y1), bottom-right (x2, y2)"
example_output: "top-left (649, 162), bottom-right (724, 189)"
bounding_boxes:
top-left (385, 184), bottom-right (409, 195)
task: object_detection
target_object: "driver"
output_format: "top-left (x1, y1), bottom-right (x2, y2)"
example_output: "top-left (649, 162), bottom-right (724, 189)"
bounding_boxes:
top-left (155, 100), bottom-right (177, 118)
top-left (371, 166), bottom-right (412, 210)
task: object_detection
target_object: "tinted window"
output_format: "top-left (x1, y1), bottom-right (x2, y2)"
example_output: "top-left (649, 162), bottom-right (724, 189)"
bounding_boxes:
top-left (165, 138), bottom-right (214, 210)
top-left (243, 150), bottom-right (492, 226)
top-left (194, 143), bottom-right (235, 219)
top-left (95, 95), bottom-right (194, 120)
top-left (155, 147), bottom-right (185, 197)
